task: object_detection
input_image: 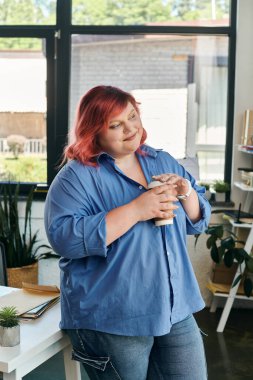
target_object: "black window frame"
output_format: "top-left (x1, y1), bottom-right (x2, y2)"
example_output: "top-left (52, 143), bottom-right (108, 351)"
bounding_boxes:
top-left (0, 0), bottom-right (237, 201)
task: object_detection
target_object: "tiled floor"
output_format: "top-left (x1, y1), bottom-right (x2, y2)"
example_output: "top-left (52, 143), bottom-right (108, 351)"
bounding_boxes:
top-left (7, 307), bottom-right (252, 380)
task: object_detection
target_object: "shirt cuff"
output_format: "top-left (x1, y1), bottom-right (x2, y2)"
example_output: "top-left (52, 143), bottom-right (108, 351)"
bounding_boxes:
top-left (185, 193), bottom-right (211, 234)
top-left (83, 212), bottom-right (108, 257)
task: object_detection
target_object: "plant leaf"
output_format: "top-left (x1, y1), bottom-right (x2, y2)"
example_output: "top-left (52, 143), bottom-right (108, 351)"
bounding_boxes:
top-left (194, 234), bottom-right (200, 247)
top-left (206, 235), bottom-right (217, 249)
top-left (246, 257), bottom-right (253, 273)
top-left (233, 248), bottom-right (247, 264)
top-left (211, 244), bottom-right (220, 263)
top-left (218, 246), bottom-right (225, 261)
top-left (0, 184), bottom-right (53, 268)
top-left (221, 236), bottom-right (235, 250)
top-left (243, 278), bottom-right (253, 297)
top-left (232, 274), bottom-right (242, 287)
top-left (205, 225), bottom-right (223, 238)
top-left (223, 249), bottom-right (235, 267)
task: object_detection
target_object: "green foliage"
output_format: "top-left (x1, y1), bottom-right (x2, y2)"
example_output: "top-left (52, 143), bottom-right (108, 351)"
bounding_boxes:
top-left (0, 156), bottom-right (47, 183)
top-left (196, 225), bottom-right (253, 297)
top-left (0, 306), bottom-right (19, 328)
top-left (212, 180), bottom-right (230, 193)
top-left (0, 0), bottom-right (55, 25)
top-left (0, 0), bottom-right (229, 29)
top-left (171, 0), bottom-right (229, 21)
top-left (198, 182), bottom-right (210, 191)
top-left (0, 37), bottom-right (42, 50)
top-left (72, 0), bottom-right (172, 25)
top-left (0, 184), bottom-right (55, 268)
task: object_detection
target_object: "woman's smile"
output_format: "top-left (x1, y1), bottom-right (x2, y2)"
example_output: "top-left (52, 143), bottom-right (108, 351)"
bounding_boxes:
top-left (123, 132), bottom-right (137, 141)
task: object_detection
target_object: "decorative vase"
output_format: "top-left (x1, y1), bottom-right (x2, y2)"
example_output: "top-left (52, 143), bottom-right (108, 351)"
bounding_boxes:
top-left (7, 262), bottom-right (38, 288)
top-left (0, 325), bottom-right (20, 347)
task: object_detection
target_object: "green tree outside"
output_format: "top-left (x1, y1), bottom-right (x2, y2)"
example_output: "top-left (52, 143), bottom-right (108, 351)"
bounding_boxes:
top-left (0, 0), bottom-right (229, 29)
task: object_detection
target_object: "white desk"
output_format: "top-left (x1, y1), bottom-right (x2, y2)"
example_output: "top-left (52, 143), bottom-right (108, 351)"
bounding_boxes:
top-left (0, 286), bottom-right (81, 380)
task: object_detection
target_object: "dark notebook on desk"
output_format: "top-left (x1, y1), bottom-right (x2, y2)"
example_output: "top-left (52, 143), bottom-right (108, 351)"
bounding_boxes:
top-left (19, 297), bottom-right (60, 319)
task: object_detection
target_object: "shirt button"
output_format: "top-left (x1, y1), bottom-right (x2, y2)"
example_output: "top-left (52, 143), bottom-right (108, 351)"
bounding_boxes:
top-left (167, 251), bottom-right (170, 256)
top-left (139, 185), bottom-right (143, 189)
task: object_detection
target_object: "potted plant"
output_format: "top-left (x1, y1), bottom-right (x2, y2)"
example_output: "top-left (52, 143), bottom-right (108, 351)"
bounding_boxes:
top-left (196, 224), bottom-right (253, 297)
top-left (0, 306), bottom-right (20, 346)
top-left (198, 181), bottom-right (211, 200)
top-left (212, 180), bottom-right (230, 203)
top-left (0, 183), bottom-right (58, 288)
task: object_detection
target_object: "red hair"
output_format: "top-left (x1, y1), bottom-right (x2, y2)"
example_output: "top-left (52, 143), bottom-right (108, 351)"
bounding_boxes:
top-left (64, 85), bottom-right (147, 166)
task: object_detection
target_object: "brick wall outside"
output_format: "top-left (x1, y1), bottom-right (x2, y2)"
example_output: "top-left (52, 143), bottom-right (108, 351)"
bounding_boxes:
top-left (70, 36), bottom-right (227, 128)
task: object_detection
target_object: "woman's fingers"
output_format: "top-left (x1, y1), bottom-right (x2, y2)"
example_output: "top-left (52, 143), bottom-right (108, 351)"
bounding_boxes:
top-left (150, 183), bottom-right (177, 196)
top-left (152, 174), bottom-right (178, 183)
top-left (152, 174), bottom-right (189, 194)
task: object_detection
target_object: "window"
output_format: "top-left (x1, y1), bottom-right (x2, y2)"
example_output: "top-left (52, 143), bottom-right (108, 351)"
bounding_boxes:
top-left (72, 0), bottom-right (230, 26)
top-left (0, 0), bottom-right (236, 192)
top-left (70, 34), bottom-right (228, 180)
top-left (0, 0), bottom-right (56, 25)
top-left (0, 38), bottom-right (47, 183)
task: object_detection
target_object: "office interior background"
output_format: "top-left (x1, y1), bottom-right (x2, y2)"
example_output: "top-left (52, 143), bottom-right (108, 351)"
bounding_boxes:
top-left (0, 1), bottom-right (253, 379)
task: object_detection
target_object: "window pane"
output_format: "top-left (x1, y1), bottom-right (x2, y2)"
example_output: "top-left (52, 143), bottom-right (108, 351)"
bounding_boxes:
top-left (198, 151), bottom-right (224, 181)
top-left (70, 34), bottom-right (228, 181)
top-left (0, 38), bottom-right (47, 183)
top-left (72, 0), bottom-right (230, 26)
top-left (0, 0), bottom-right (56, 25)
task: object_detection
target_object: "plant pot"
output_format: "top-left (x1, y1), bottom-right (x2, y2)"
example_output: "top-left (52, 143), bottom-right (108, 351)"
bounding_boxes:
top-left (215, 192), bottom-right (226, 203)
top-left (212, 262), bottom-right (238, 285)
top-left (7, 262), bottom-right (38, 288)
top-left (0, 325), bottom-right (20, 347)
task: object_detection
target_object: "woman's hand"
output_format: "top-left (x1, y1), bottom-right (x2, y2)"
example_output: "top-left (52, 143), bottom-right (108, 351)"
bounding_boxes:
top-left (131, 183), bottom-right (179, 222)
top-left (152, 173), bottom-right (202, 223)
top-left (106, 184), bottom-right (178, 245)
top-left (152, 174), bottom-right (190, 197)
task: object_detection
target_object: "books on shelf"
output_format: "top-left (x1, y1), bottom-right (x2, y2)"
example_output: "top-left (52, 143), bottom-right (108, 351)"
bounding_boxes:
top-left (241, 109), bottom-right (253, 145)
top-left (239, 145), bottom-right (253, 153)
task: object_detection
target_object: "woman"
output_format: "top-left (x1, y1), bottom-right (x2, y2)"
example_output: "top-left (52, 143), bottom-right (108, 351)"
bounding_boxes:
top-left (44, 85), bottom-right (211, 380)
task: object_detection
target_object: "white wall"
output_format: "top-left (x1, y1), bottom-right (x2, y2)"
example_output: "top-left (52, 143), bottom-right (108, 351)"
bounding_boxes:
top-left (231, 0), bottom-right (253, 210)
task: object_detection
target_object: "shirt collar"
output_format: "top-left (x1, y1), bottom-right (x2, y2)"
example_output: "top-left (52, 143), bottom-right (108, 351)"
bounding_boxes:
top-left (96, 144), bottom-right (161, 163)
top-left (139, 144), bottom-right (162, 158)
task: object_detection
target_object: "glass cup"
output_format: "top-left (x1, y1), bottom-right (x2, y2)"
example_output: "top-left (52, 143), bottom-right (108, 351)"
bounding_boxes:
top-left (147, 180), bottom-right (174, 226)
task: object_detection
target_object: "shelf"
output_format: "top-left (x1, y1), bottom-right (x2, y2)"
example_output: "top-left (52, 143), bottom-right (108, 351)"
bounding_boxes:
top-left (238, 145), bottom-right (253, 154)
top-left (234, 181), bottom-right (253, 191)
top-left (211, 292), bottom-right (253, 301)
top-left (228, 218), bottom-right (252, 229)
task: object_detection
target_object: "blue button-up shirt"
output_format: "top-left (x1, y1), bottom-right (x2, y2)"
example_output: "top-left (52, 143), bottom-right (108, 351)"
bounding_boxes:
top-left (44, 145), bottom-right (211, 336)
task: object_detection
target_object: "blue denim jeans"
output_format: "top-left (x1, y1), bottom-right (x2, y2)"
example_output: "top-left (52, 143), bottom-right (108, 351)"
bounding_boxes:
top-left (65, 314), bottom-right (207, 380)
